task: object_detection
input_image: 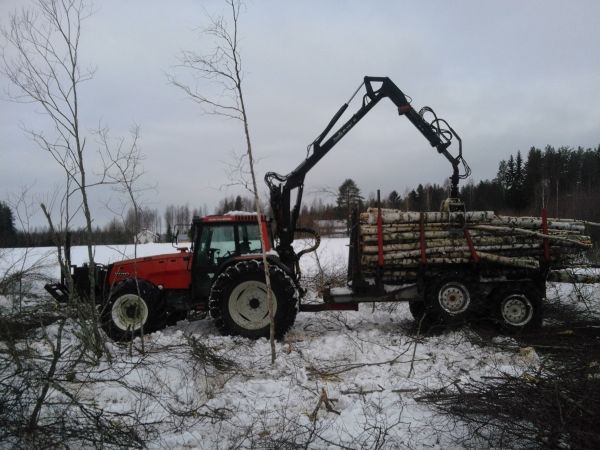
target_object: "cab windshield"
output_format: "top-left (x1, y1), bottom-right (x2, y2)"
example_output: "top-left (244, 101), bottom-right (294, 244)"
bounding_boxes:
top-left (196, 222), bottom-right (264, 266)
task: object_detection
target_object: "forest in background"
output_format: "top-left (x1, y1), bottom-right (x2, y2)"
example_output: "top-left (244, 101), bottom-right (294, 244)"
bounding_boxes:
top-left (2, 144), bottom-right (600, 247)
top-left (298, 145), bottom-right (600, 230)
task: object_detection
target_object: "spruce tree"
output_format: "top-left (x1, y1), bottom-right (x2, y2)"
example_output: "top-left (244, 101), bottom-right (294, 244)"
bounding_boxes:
top-left (336, 179), bottom-right (363, 235)
top-left (0, 201), bottom-right (16, 246)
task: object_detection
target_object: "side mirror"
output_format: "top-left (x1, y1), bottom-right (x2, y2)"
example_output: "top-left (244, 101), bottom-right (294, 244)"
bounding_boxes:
top-left (172, 224), bottom-right (190, 251)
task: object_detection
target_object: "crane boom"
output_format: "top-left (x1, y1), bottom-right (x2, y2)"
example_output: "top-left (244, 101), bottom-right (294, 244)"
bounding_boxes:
top-left (265, 76), bottom-right (470, 273)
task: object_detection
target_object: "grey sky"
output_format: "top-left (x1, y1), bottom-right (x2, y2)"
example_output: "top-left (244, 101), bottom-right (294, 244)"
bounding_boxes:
top-left (1, 0), bottom-right (599, 228)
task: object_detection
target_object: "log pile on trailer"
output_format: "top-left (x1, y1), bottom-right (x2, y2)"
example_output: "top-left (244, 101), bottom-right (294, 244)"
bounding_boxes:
top-left (359, 208), bottom-right (592, 283)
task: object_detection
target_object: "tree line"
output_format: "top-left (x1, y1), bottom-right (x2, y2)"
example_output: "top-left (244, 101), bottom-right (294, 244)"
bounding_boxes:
top-left (464, 145), bottom-right (600, 220)
top-left (0, 203), bottom-right (206, 248)
top-left (298, 145), bottom-right (600, 234)
top-left (2, 145), bottom-right (599, 246)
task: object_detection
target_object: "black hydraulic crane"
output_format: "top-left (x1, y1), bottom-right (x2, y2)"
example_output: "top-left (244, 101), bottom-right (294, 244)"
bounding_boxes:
top-left (265, 76), bottom-right (471, 273)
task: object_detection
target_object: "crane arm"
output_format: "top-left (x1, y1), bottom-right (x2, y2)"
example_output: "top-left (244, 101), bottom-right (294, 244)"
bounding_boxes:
top-left (265, 76), bottom-right (470, 272)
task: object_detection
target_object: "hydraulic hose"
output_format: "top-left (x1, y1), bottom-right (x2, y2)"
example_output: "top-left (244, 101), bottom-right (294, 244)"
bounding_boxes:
top-left (295, 227), bottom-right (321, 260)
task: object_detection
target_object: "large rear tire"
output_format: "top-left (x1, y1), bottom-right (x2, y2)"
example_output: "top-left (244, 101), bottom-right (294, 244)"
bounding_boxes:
top-left (209, 260), bottom-right (298, 339)
top-left (102, 279), bottom-right (165, 341)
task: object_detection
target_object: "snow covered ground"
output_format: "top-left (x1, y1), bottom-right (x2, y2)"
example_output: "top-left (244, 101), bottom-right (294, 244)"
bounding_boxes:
top-left (1, 238), bottom-right (599, 448)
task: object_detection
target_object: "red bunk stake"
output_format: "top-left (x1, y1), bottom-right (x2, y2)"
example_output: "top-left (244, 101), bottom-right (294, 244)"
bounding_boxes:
top-left (463, 227), bottom-right (480, 263)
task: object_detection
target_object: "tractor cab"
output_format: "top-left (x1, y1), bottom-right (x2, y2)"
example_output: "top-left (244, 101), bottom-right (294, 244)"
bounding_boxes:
top-left (190, 214), bottom-right (273, 301)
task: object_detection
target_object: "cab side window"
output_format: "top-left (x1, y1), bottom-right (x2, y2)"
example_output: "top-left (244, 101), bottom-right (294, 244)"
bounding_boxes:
top-left (238, 223), bottom-right (262, 254)
top-left (198, 224), bottom-right (236, 265)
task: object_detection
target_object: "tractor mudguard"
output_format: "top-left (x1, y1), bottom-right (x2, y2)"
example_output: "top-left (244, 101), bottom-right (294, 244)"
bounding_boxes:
top-left (213, 254), bottom-right (303, 297)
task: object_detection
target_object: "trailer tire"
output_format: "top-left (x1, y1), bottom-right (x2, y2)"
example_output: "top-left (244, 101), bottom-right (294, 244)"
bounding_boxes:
top-left (102, 279), bottom-right (165, 341)
top-left (408, 300), bottom-right (425, 320)
top-left (493, 285), bottom-right (543, 333)
top-left (408, 300), bottom-right (440, 332)
top-left (209, 260), bottom-right (298, 339)
top-left (427, 275), bottom-right (475, 324)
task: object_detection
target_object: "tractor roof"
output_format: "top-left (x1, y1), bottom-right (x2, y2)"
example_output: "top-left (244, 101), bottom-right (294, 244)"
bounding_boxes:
top-left (194, 213), bottom-right (267, 224)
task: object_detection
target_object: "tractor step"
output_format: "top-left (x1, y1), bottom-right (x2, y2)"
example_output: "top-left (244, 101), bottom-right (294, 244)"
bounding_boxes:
top-left (44, 283), bottom-right (69, 303)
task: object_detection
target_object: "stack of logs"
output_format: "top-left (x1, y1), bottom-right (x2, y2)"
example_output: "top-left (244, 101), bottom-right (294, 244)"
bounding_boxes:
top-left (360, 208), bottom-right (592, 283)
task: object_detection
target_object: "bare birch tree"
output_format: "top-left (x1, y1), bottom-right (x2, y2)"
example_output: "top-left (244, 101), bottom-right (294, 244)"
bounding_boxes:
top-left (170, 0), bottom-right (278, 362)
top-left (98, 125), bottom-right (154, 351)
top-left (98, 125), bottom-right (144, 248)
top-left (0, 0), bottom-right (112, 355)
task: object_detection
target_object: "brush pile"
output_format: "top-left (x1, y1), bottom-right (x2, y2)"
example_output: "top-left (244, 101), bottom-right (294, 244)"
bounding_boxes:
top-left (359, 208), bottom-right (592, 283)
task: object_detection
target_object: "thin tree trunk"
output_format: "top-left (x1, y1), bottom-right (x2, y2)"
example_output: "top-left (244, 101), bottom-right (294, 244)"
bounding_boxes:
top-left (231, 1), bottom-right (276, 363)
top-left (171, 0), bottom-right (278, 362)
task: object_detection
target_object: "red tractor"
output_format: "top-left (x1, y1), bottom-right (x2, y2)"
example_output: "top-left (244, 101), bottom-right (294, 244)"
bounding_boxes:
top-left (46, 76), bottom-right (477, 340)
top-left (88, 213), bottom-right (303, 341)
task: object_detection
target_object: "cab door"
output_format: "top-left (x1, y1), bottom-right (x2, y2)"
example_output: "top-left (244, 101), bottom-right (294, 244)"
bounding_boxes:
top-left (191, 223), bottom-right (237, 301)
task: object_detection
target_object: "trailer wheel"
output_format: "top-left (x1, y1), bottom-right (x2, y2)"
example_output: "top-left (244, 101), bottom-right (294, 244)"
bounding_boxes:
top-left (427, 276), bottom-right (475, 324)
top-left (209, 260), bottom-right (299, 339)
top-left (408, 301), bottom-right (439, 332)
top-left (102, 279), bottom-right (164, 341)
top-left (408, 300), bottom-right (425, 320)
top-left (494, 286), bottom-right (542, 333)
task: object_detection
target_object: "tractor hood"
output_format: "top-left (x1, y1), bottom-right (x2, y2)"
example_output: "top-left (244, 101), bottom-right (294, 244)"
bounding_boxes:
top-left (108, 250), bottom-right (192, 290)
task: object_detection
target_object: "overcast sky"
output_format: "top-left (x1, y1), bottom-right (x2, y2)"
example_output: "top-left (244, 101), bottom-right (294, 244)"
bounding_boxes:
top-left (1, 0), bottom-right (599, 229)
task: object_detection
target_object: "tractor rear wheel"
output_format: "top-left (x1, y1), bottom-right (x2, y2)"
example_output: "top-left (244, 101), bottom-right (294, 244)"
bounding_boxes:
top-left (209, 260), bottom-right (298, 339)
top-left (102, 279), bottom-right (165, 341)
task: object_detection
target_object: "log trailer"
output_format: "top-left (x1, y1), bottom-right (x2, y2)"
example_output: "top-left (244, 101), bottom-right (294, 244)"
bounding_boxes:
top-left (46, 76), bottom-right (566, 340)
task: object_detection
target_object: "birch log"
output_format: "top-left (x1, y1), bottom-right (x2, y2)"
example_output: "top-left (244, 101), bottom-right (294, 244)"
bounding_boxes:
top-left (358, 207), bottom-right (592, 283)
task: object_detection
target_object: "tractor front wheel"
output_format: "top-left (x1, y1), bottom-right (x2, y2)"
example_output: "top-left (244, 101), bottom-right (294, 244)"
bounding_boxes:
top-left (209, 260), bottom-right (298, 339)
top-left (102, 279), bottom-right (164, 341)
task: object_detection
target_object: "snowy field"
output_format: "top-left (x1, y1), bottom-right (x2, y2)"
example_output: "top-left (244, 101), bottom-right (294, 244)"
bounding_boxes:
top-left (1, 238), bottom-right (599, 448)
